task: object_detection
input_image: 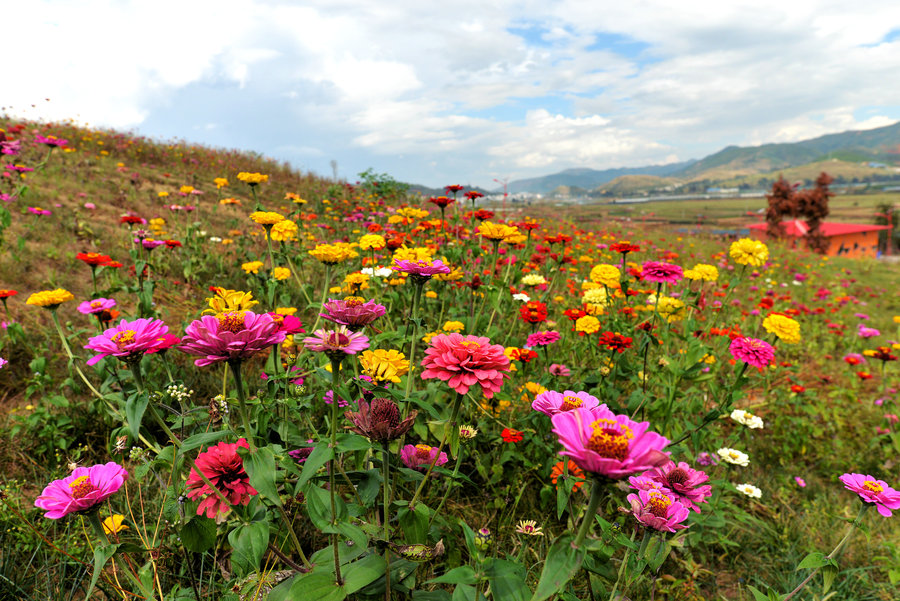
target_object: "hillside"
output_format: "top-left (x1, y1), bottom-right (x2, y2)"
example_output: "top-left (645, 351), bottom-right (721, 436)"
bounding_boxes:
top-left (507, 162), bottom-right (694, 195)
top-left (594, 174), bottom-right (680, 196)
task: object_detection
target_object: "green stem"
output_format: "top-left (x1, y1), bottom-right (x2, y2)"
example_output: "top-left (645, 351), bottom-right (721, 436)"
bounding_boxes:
top-left (276, 505), bottom-right (312, 568)
top-left (49, 308), bottom-right (104, 399)
top-left (382, 443), bottom-right (393, 601)
top-left (329, 357), bottom-right (344, 585)
top-left (408, 392), bottom-right (463, 510)
top-left (285, 253), bottom-right (313, 305)
top-left (309, 264), bottom-right (333, 334)
top-left (573, 477), bottom-right (606, 548)
top-left (229, 360), bottom-right (256, 450)
top-left (428, 445), bottom-right (465, 529)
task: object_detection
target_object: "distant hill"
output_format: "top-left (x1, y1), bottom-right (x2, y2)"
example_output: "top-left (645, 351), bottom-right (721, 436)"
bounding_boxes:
top-left (507, 162), bottom-right (695, 195)
top-left (595, 174), bottom-right (679, 196)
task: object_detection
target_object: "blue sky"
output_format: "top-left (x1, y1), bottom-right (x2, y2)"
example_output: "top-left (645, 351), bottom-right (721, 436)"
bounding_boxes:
top-left (7, 1), bottom-right (900, 190)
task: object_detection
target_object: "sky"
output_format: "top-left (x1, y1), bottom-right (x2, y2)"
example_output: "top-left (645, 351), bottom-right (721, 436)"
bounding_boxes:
top-left (6, 1), bottom-right (900, 190)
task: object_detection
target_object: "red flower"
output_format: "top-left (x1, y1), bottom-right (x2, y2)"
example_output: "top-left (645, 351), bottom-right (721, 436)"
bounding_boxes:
top-left (0, 289), bottom-right (18, 299)
top-left (186, 439), bottom-right (258, 518)
top-left (509, 348), bottom-right (538, 363)
top-left (598, 331), bottom-right (633, 353)
top-left (103, 261), bottom-right (123, 269)
top-left (445, 184), bottom-right (465, 195)
top-left (514, 220), bottom-right (539, 232)
top-left (428, 196), bottom-right (454, 208)
top-left (76, 252), bottom-right (112, 266)
top-left (610, 242), bottom-right (641, 254)
top-left (519, 301), bottom-right (548, 324)
top-left (563, 308), bottom-right (587, 321)
top-left (790, 384), bottom-right (806, 394)
top-left (420, 333), bottom-right (511, 399)
top-left (501, 428), bottom-right (523, 443)
top-left (367, 223), bottom-right (383, 233)
top-left (164, 239), bottom-right (182, 248)
top-left (857, 371), bottom-right (873, 380)
top-left (463, 190), bottom-right (484, 201)
top-left (119, 214), bottom-right (146, 225)
top-left (545, 234), bottom-right (572, 245)
top-left (474, 209), bottom-right (494, 221)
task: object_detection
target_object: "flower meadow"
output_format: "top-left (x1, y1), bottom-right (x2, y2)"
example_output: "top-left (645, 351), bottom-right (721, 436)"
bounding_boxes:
top-left (1, 118), bottom-right (900, 601)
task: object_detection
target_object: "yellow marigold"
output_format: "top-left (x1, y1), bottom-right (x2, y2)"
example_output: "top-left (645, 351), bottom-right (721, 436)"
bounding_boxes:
top-left (272, 267), bottom-right (290, 280)
top-left (434, 265), bottom-right (464, 281)
top-left (27, 289), bottom-right (75, 308)
top-left (204, 288), bottom-right (259, 314)
top-left (250, 211), bottom-right (285, 226)
top-left (393, 245), bottom-right (433, 263)
top-left (656, 296), bottom-right (686, 322)
top-left (425, 290), bottom-right (437, 299)
top-left (360, 349), bottom-right (409, 384)
top-left (443, 320), bottom-right (465, 332)
top-left (276, 306), bottom-right (297, 315)
top-left (309, 244), bottom-right (358, 265)
top-left (684, 263), bottom-right (719, 282)
top-left (520, 381), bottom-right (549, 402)
top-left (102, 514), bottom-right (128, 535)
top-left (237, 172), bottom-right (268, 185)
top-left (180, 185), bottom-right (194, 194)
top-left (589, 264), bottom-right (621, 288)
top-left (575, 315), bottom-right (601, 334)
top-left (521, 273), bottom-right (548, 286)
top-left (359, 234), bottom-right (387, 250)
top-left (242, 261), bottom-right (265, 274)
top-left (269, 219), bottom-right (298, 242)
top-left (220, 197), bottom-right (241, 205)
top-left (478, 221), bottom-right (520, 242)
top-left (343, 272), bottom-right (370, 294)
top-left (762, 314), bottom-right (801, 344)
top-left (583, 287), bottom-right (610, 306)
top-left (214, 177), bottom-right (229, 189)
top-left (729, 238), bottom-right (769, 267)
top-left (397, 207), bottom-right (429, 219)
top-left (157, 191), bottom-right (169, 197)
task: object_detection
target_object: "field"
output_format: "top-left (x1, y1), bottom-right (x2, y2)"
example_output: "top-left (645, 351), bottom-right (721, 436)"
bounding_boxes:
top-left (1, 118), bottom-right (900, 601)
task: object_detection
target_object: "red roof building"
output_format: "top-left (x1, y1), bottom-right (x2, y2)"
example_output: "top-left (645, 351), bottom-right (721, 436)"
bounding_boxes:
top-left (747, 220), bottom-right (889, 258)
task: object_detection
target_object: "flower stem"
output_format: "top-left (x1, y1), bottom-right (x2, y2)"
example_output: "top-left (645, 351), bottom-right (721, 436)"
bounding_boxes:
top-left (408, 391), bottom-right (463, 510)
top-left (573, 477), bottom-right (605, 548)
top-left (309, 264), bottom-right (332, 334)
top-left (49, 308), bottom-right (104, 399)
top-left (229, 360), bottom-right (256, 450)
top-left (382, 442), bottom-right (393, 601)
top-left (329, 357), bottom-right (344, 585)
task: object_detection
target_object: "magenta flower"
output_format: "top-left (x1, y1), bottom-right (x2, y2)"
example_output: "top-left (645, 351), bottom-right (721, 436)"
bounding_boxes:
top-left (320, 298), bottom-right (386, 331)
top-left (179, 312), bottom-right (286, 367)
top-left (729, 336), bottom-right (775, 369)
top-left (532, 390), bottom-right (602, 417)
top-left (136, 238), bottom-right (166, 251)
top-left (303, 325), bottom-right (369, 358)
top-left (35, 462), bottom-right (128, 519)
top-left (420, 333), bottom-right (511, 399)
top-left (147, 333), bottom-right (181, 354)
top-left (551, 406), bottom-right (669, 478)
top-left (77, 297), bottom-right (117, 315)
top-left (638, 461), bottom-right (712, 513)
top-left (84, 318), bottom-right (170, 366)
top-left (626, 489), bottom-right (690, 532)
top-left (0, 139), bottom-right (21, 155)
top-left (267, 312), bottom-right (306, 334)
top-left (795, 476), bottom-right (807, 488)
top-left (392, 259), bottom-right (452, 280)
top-left (641, 261), bottom-right (683, 285)
top-left (400, 443), bottom-right (448, 471)
top-left (549, 363), bottom-right (571, 377)
top-left (858, 324), bottom-right (880, 339)
top-left (526, 330), bottom-right (561, 347)
top-left (28, 207), bottom-right (51, 216)
top-left (35, 134), bottom-right (69, 148)
top-left (839, 473), bottom-right (900, 517)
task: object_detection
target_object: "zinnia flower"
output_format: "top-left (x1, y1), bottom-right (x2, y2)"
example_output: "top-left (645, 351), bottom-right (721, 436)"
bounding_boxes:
top-left (717, 447), bottom-right (749, 467)
top-left (27, 289), bottom-right (75, 309)
top-left (730, 409), bottom-right (764, 429)
top-left (102, 514), bottom-right (129, 534)
top-left (735, 483), bottom-right (762, 498)
top-left (345, 398), bottom-right (417, 442)
top-left (729, 337), bottom-right (775, 368)
top-left (551, 460), bottom-right (585, 491)
top-left (501, 428), bottom-right (523, 443)
top-left (204, 288), bottom-right (259, 314)
top-left (420, 333), bottom-right (511, 399)
top-left (838, 473), bottom-right (900, 517)
top-left (532, 390), bottom-right (601, 416)
top-left (185, 439), bottom-right (258, 518)
top-left (526, 331), bottom-right (560, 347)
top-left (515, 520), bottom-right (544, 536)
top-left (641, 261), bottom-right (683, 285)
top-left (626, 489), bottom-right (690, 532)
top-left (237, 172), bottom-right (269, 185)
top-left (35, 462), bottom-right (129, 519)
top-left (637, 461), bottom-right (712, 513)
top-left (590, 264), bottom-right (621, 288)
top-left (729, 238), bottom-right (769, 267)
top-left (762, 314), bottom-right (801, 344)
top-left (303, 325), bottom-right (369, 358)
top-left (78, 298), bottom-right (117, 315)
top-left (400, 444), bottom-right (448, 471)
top-left (320, 298), bottom-right (386, 330)
top-left (180, 312), bottom-right (286, 366)
top-left (85, 318), bottom-right (170, 366)
top-left (269, 220), bottom-right (298, 242)
top-left (391, 259), bottom-right (452, 281)
top-left (359, 348), bottom-right (409, 384)
top-left (549, 363), bottom-right (571, 377)
top-left (551, 406), bottom-right (669, 478)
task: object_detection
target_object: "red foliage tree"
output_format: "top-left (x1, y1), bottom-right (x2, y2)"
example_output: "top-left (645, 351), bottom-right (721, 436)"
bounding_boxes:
top-left (764, 172), bottom-right (832, 254)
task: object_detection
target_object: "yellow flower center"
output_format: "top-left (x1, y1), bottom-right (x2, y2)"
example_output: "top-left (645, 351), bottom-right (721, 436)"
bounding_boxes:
top-left (68, 475), bottom-right (95, 500)
top-left (460, 341), bottom-right (481, 350)
top-left (216, 311), bottom-right (247, 333)
top-left (862, 480), bottom-right (884, 494)
top-left (415, 444), bottom-right (433, 459)
top-left (560, 396), bottom-right (583, 411)
top-left (112, 330), bottom-right (136, 350)
top-left (586, 418), bottom-right (633, 461)
top-left (647, 492), bottom-right (672, 517)
top-left (91, 301), bottom-right (102, 309)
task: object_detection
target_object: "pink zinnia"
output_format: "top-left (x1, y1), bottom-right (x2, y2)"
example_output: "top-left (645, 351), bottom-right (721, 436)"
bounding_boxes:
top-left (179, 312), bottom-right (286, 367)
top-left (638, 461), bottom-right (712, 513)
top-left (35, 134), bottom-right (68, 148)
top-left (392, 259), bottom-right (452, 280)
top-left (549, 363), bottom-right (571, 377)
top-left (420, 333), bottom-right (511, 399)
top-left (532, 390), bottom-right (602, 416)
top-left (303, 325), bottom-right (369, 357)
top-left (400, 443), bottom-right (448, 472)
top-left (626, 489), bottom-right (690, 532)
top-left (186, 439), bottom-right (258, 518)
top-left (77, 297), bottom-right (117, 315)
top-left (267, 312), bottom-right (306, 335)
top-left (838, 473), bottom-right (900, 517)
top-left (320, 298), bottom-right (386, 330)
top-left (35, 462), bottom-right (128, 519)
top-left (551, 406), bottom-right (669, 478)
top-left (84, 318), bottom-right (170, 366)
top-left (147, 333), bottom-right (181, 354)
top-left (729, 336), bottom-right (775, 369)
top-left (526, 330), bottom-right (561, 347)
top-left (857, 324), bottom-right (880, 339)
top-left (641, 261), bottom-right (683, 285)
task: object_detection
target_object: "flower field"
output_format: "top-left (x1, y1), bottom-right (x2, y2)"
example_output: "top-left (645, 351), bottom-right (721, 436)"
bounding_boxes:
top-left (1, 117), bottom-right (900, 601)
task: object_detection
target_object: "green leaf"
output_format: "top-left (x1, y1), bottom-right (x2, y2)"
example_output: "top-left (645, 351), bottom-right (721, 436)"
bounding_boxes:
top-left (240, 446), bottom-right (281, 506)
top-left (413, 591), bottom-right (452, 601)
top-left (355, 468), bottom-right (383, 507)
top-left (822, 563), bottom-right (838, 594)
top-left (336, 433), bottom-right (373, 452)
top-left (531, 537), bottom-right (585, 601)
top-left (451, 584), bottom-right (477, 601)
top-left (460, 522), bottom-right (478, 557)
top-left (428, 566), bottom-right (478, 586)
top-left (125, 392), bottom-right (149, 442)
top-left (287, 569), bottom-right (347, 601)
top-left (484, 558), bottom-right (530, 601)
top-left (343, 553), bottom-right (387, 594)
top-left (746, 585), bottom-right (771, 601)
top-left (305, 483), bottom-right (348, 533)
top-left (180, 430), bottom-right (231, 454)
top-left (556, 479), bottom-right (572, 519)
top-left (796, 551), bottom-right (829, 570)
top-left (181, 515), bottom-right (217, 553)
top-left (397, 504), bottom-right (432, 544)
top-left (227, 521), bottom-right (269, 578)
top-left (298, 441), bottom-right (334, 489)
top-left (85, 543), bottom-right (118, 600)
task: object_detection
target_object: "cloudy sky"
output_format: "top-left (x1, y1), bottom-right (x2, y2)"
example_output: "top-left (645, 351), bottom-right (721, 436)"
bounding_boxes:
top-left (7, 1), bottom-right (900, 189)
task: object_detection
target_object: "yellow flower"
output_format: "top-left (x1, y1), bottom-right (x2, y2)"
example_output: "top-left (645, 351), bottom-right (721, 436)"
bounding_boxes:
top-left (242, 261), bottom-right (265, 274)
top-left (583, 287), bottom-right (610, 307)
top-left (425, 290), bottom-right (437, 299)
top-left (762, 314), bottom-right (801, 344)
top-left (893, 315), bottom-right (900, 324)
top-left (237, 172), bottom-right (269, 185)
top-left (392, 245), bottom-right (433, 263)
top-left (434, 264), bottom-right (464, 281)
top-left (309, 243), bottom-right (359, 265)
top-left (478, 221), bottom-right (520, 243)
top-left (575, 315), bottom-right (601, 334)
top-left (214, 177), bottom-right (229, 189)
top-left (102, 514), bottom-right (129, 535)
top-left (272, 267), bottom-right (290, 280)
top-left (180, 185), bottom-right (194, 194)
top-left (359, 234), bottom-right (387, 251)
top-left (656, 296), bottom-right (686, 322)
top-left (157, 190), bottom-right (170, 198)
top-left (729, 238), bottom-right (769, 267)
top-left (397, 207), bottom-right (429, 220)
top-left (204, 288), bottom-right (259, 314)
top-left (360, 349), bottom-right (409, 384)
top-left (343, 272), bottom-right (370, 294)
top-left (250, 211), bottom-right (285, 226)
top-left (276, 306), bottom-right (297, 315)
top-left (220, 197), bottom-right (241, 206)
top-left (684, 263), bottom-right (719, 282)
top-left (388, 215), bottom-right (407, 225)
top-left (520, 381), bottom-right (548, 402)
top-left (285, 192), bottom-right (307, 204)
top-left (589, 264), bottom-right (621, 288)
top-left (269, 219), bottom-right (298, 242)
top-left (27, 289), bottom-right (75, 308)
top-left (442, 321), bottom-right (465, 332)
top-left (520, 273), bottom-right (548, 286)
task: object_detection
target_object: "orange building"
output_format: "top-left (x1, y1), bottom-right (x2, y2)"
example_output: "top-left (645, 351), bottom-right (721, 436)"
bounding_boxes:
top-left (747, 220), bottom-right (890, 258)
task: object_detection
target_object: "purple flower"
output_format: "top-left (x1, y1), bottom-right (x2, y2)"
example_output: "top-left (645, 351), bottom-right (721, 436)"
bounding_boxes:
top-left (695, 452), bottom-right (717, 466)
top-left (28, 207), bottom-right (51, 216)
top-left (626, 489), bottom-right (690, 532)
top-left (136, 239), bottom-right (165, 251)
top-left (84, 318), bottom-right (170, 366)
top-left (729, 337), bottom-right (775, 369)
top-left (0, 357), bottom-right (7, 369)
top-left (77, 298), bottom-right (117, 315)
top-left (638, 461), bottom-right (712, 513)
top-left (179, 312), bottom-right (286, 367)
top-left (641, 261), bottom-right (683, 285)
top-left (303, 326), bottom-right (369, 357)
top-left (526, 330), bottom-right (561, 347)
top-left (320, 298), bottom-right (386, 330)
top-left (400, 443), bottom-right (448, 472)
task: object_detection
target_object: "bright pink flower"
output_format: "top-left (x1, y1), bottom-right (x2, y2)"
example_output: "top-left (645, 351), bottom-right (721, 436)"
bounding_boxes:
top-left (626, 489), bottom-right (690, 532)
top-left (641, 261), bottom-right (683, 285)
top-left (77, 297), bottom-right (117, 315)
top-left (729, 336), bottom-right (775, 369)
top-left (549, 363), bottom-right (571, 377)
top-left (267, 312), bottom-right (305, 334)
top-left (526, 330), bottom-right (561, 347)
top-left (795, 476), bottom-right (807, 488)
top-left (320, 298), bottom-right (386, 330)
top-left (839, 473), bottom-right (900, 517)
top-left (84, 318), bottom-right (170, 366)
top-left (551, 406), bottom-right (669, 478)
top-left (147, 333), bottom-right (181, 354)
top-left (391, 259), bottom-right (452, 280)
top-left (638, 461), bottom-right (712, 513)
top-left (420, 333), bottom-right (510, 399)
top-left (186, 439), bottom-right (258, 518)
top-left (532, 390), bottom-right (602, 417)
top-left (179, 312), bottom-right (286, 367)
top-left (35, 134), bottom-right (68, 148)
top-left (400, 443), bottom-right (448, 471)
top-left (35, 462), bottom-right (128, 519)
top-left (303, 325), bottom-right (369, 357)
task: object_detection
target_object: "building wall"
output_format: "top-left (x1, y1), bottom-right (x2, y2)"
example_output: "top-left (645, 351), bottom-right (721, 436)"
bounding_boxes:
top-left (748, 228), bottom-right (881, 258)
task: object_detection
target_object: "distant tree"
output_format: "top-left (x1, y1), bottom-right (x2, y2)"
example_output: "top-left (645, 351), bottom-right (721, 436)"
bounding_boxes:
top-left (765, 172), bottom-right (832, 254)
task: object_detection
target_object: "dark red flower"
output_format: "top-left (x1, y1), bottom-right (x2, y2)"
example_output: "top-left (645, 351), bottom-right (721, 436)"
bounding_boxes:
top-left (429, 196), bottom-right (455, 208)
top-left (185, 439), bottom-right (258, 518)
top-left (463, 190), bottom-right (484, 201)
top-left (519, 301), bottom-right (548, 324)
top-left (610, 242), bottom-right (640, 254)
top-left (501, 428), bottom-right (523, 443)
top-left (474, 209), bottom-right (494, 221)
top-left (598, 331), bottom-right (633, 353)
top-left (445, 185), bottom-right (465, 195)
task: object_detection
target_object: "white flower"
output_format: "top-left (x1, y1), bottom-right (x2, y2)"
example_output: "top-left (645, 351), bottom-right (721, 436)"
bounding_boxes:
top-left (361, 266), bottom-right (393, 277)
top-left (730, 409), bottom-right (764, 429)
top-left (512, 293), bottom-right (531, 302)
top-left (717, 447), bottom-right (750, 467)
top-left (209, 236), bottom-right (222, 243)
top-left (735, 483), bottom-right (762, 498)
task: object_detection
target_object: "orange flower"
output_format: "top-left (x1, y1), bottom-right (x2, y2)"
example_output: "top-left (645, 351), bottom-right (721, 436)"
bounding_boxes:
top-left (550, 460), bottom-right (584, 492)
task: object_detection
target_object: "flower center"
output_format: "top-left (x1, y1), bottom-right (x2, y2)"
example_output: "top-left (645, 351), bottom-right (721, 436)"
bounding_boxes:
top-left (415, 444), bottom-right (432, 459)
top-left (216, 311), bottom-right (247, 333)
top-left (68, 475), bottom-right (96, 500)
top-left (344, 297), bottom-right (364, 307)
top-left (560, 396), bottom-right (583, 411)
top-left (325, 331), bottom-right (352, 347)
top-left (112, 330), bottom-right (136, 350)
top-left (647, 492), bottom-right (672, 517)
top-left (91, 301), bottom-right (102, 309)
top-left (667, 468), bottom-right (689, 486)
top-left (862, 480), bottom-right (884, 494)
top-left (586, 418), bottom-right (633, 461)
top-left (460, 341), bottom-right (481, 350)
